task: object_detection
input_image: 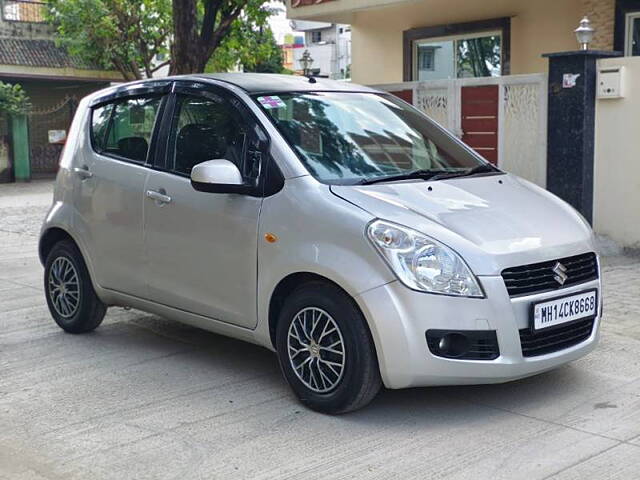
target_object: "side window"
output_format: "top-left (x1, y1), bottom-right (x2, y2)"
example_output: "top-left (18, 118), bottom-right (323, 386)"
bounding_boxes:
top-left (94, 96), bottom-right (162, 163)
top-left (169, 94), bottom-right (260, 180)
top-left (91, 104), bottom-right (113, 152)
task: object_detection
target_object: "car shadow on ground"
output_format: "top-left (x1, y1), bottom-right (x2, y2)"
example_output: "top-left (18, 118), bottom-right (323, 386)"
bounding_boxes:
top-left (93, 309), bottom-right (590, 425)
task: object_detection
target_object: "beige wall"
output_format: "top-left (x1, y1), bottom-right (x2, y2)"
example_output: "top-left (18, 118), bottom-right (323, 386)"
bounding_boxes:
top-left (288, 0), bottom-right (616, 85)
top-left (350, 0), bottom-right (609, 84)
top-left (594, 57), bottom-right (640, 250)
top-left (289, 0), bottom-right (617, 84)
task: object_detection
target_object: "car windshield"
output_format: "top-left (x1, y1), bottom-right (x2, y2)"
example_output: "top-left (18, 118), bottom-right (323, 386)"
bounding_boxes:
top-left (255, 91), bottom-right (487, 185)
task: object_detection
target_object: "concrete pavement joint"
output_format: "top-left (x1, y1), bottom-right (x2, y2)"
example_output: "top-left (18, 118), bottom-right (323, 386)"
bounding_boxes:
top-left (466, 394), bottom-right (640, 446)
top-left (539, 442), bottom-right (624, 480)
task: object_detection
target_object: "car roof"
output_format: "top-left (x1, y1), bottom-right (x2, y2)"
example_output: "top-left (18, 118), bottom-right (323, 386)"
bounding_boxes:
top-left (87, 73), bottom-right (381, 107)
top-left (191, 73), bottom-right (378, 94)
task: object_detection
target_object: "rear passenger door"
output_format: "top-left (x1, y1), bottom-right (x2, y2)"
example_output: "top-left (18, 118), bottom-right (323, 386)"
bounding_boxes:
top-left (143, 85), bottom-right (265, 328)
top-left (78, 92), bottom-right (166, 298)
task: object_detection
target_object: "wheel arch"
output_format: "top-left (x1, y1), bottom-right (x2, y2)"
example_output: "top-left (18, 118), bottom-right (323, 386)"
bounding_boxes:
top-left (267, 271), bottom-right (370, 351)
top-left (39, 227), bottom-right (77, 266)
top-left (39, 225), bottom-right (111, 306)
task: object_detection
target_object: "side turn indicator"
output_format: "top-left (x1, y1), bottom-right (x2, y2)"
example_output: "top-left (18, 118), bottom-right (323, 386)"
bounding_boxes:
top-left (264, 233), bottom-right (278, 243)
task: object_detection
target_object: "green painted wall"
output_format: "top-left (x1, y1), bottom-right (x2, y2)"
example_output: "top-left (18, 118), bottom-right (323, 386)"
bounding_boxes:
top-left (10, 114), bottom-right (30, 181)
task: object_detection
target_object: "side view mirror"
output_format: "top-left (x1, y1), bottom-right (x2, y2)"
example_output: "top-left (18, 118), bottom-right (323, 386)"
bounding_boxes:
top-left (191, 159), bottom-right (251, 194)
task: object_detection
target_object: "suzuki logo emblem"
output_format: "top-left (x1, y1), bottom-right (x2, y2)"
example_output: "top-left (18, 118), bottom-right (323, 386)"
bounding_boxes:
top-left (552, 262), bottom-right (568, 285)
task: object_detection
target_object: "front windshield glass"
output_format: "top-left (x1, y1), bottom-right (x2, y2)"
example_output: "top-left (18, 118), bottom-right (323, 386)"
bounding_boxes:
top-left (255, 91), bottom-right (487, 185)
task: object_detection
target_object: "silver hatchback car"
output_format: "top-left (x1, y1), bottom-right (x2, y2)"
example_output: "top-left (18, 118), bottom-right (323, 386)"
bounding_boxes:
top-left (40, 74), bottom-right (602, 413)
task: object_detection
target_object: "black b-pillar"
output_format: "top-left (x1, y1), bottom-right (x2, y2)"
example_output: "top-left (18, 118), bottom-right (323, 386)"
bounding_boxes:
top-left (542, 50), bottom-right (621, 224)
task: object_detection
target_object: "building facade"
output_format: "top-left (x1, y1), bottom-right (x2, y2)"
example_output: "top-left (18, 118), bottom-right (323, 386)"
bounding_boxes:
top-left (289, 20), bottom-right (351, 79)
top-left (280, 33), bottom-right (305, 72)
top-left (284, 0), bottom-right (637, 85)
top-left (0, 0), bottom-right (122, 182)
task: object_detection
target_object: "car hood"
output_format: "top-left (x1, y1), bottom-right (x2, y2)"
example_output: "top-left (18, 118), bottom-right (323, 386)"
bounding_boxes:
top-left (331, 174), bottom-right (596, 275)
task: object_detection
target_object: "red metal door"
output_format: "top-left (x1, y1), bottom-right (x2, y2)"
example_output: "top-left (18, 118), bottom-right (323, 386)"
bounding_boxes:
top-left (389, 89), bottom-right (413, 104)
top-left (461, 85), bottom-right (499, 164)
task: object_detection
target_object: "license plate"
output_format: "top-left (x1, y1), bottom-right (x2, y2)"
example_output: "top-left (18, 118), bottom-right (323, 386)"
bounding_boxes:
top-left (532, 290), bottom-right (597, 330)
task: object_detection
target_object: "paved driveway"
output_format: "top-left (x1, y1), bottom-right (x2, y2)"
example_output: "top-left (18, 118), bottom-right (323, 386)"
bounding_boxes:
top-left (1, 181), bottom-right (640, 480)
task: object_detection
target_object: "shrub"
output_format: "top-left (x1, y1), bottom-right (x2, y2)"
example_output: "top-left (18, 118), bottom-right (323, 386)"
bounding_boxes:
top-left (0, 82), bottom-right (30, 115)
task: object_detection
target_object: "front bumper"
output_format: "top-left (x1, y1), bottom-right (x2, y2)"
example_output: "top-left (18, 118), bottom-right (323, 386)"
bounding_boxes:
top-left (355, 276), bottom-right (601, 389)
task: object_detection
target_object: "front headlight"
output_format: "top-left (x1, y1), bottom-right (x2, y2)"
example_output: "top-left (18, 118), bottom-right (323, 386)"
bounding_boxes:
top-left (367, 219), bottom-right (483, 297)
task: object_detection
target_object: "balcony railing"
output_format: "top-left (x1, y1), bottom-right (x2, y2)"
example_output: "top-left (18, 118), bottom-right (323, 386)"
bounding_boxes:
top-left (2, 0), bottom-right (47, 23)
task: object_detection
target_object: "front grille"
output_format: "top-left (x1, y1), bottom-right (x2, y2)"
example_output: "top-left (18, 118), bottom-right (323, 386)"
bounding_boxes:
top-left (501, 252), bottom-right (598, 297)
top-left (519, 318), bottom-right (594, 357)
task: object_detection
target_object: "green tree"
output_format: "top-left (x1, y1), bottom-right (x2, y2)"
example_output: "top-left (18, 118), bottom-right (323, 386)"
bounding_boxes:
top-left (0, 82), bottom-right (30, 115)
top-left (207, 23), bottom-right (284, 73)
top-left (47, 0), bottom-right (172, 81)
top-left (47, 0), bottom-right (277, 78)
top-left (170, 0), bottom-right (272, 74)
top-left (247, 28), bottom-right (284, 73)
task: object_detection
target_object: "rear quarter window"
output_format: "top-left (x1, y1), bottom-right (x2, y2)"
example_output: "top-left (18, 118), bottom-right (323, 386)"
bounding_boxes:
top-left (90, 104), bottom-right (113, 152)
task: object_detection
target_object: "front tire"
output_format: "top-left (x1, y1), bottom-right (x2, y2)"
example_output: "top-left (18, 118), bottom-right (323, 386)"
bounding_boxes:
top-left (44, 240), bottom-right (106, 333)
top-left (276, 282), bottom-right (381, 414)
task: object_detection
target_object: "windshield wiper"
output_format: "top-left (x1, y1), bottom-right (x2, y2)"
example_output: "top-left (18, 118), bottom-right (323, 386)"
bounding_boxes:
top-left (429, 163), bottom-right (500, 181)
top-left (358, 169), bottom-right (457, 185)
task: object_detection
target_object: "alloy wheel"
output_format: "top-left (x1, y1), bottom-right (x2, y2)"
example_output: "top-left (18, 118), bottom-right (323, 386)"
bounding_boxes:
top-left (287, 307), bottom-right (346, 393)
top-left (48, 256), bottom-right (80, 318)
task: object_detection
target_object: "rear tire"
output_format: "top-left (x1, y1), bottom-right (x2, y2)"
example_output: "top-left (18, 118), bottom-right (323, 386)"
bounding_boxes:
top-left (276, 282), bottom-right (381, 414)
top-left (44, 240), bottom-right (106, 333)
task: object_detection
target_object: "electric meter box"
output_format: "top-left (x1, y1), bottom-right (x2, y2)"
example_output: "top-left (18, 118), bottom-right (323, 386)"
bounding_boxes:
top-left (597, 66), bottom-right (624, 99)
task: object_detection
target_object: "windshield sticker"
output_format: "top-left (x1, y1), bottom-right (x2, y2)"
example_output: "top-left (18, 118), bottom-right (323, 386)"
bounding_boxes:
top-left (258, 96), bottom-right (286, 109)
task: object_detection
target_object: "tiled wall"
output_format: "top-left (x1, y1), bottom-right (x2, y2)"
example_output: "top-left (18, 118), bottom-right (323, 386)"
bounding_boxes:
top-left (582, 0), bottom-right (616, 50)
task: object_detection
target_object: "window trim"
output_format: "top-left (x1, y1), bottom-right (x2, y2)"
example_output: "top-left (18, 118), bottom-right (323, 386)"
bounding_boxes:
top-left (161, 86), bottom-right (253, 178)
top-left (155, 81), bottom-right (282, 197)
top-left (89, 93), bottom-right (167, 166)
top-left (625, 11), bottom-right (640, 55)
top-left (615, 0), bottom-right (640, 53)
top-left (89, 102), bottom-right (114, 156)
top-left (403, 17), bottom-right (511, 81)
top-left (413, 29), bottom-right (502, 79)
top-left (163, 91), bottom-right (241, 179)
top-left (89, 81), bottom-right (172, 108)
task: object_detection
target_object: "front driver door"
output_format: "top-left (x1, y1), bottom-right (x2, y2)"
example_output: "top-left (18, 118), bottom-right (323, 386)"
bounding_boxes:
top-left (143, 86), bottom-right (264, 328)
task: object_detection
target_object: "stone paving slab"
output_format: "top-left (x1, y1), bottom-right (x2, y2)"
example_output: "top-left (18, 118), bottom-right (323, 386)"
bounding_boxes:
top-left (1, 181), bottom-right (639, 479)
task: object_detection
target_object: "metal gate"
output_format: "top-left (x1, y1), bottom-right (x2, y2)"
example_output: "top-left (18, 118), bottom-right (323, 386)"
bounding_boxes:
top-left (0, 114), bottom-right (11, 182)
top-left (376, 74), bottom-right (548, 187)
top-left (28, 97), bottom-right (77, 176)
top-left (461, 85), bottom-right (499, 165)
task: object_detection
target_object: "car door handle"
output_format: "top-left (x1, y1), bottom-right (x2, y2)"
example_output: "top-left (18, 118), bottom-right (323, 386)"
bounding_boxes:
top-left (146, 190), bottom-right (172, 204)
top-left (73, 166), bottom-right (93, 179)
